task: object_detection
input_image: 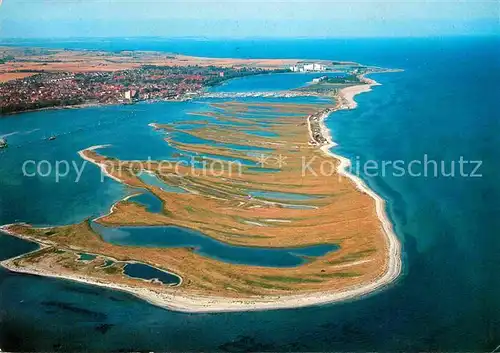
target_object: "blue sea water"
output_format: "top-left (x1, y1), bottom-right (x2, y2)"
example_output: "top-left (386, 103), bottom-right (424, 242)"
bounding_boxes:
top-left (0, 37), bottom-right (498, 351)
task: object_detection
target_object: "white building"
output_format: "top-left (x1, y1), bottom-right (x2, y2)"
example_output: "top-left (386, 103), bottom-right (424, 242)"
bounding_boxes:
top-left (303, 63), bottom-right (326, 72)
top-left (124, 90), bottom-right (138, 101)
top-left (313, 63), bottom-right (326, 71)
top-left (303, 63), bottom-right (315, 71)
top-left (312, 76), bottom-right (328, 83)
top-left (290, 63), bottom-right (327, 73)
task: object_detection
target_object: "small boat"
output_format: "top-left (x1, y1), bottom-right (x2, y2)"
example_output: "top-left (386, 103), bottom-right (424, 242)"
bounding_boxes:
top-left (48, 136), bottom-right (56, 141)
top-left (0, 138), bottom-right (7, 149)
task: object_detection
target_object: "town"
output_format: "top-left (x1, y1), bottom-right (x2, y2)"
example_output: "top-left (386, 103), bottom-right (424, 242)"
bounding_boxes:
top-left (0, 65), bottom-right (286, 114)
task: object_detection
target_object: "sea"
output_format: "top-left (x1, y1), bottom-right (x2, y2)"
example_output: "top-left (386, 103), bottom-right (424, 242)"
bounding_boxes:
top-left (0, 37), bottom-right (498, 351)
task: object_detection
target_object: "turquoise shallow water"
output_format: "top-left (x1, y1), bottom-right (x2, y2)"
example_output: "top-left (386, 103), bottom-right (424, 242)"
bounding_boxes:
top-left (138, 173), bottom-right (187, 193)
top-left (0, 37), bottom-right (498, 351)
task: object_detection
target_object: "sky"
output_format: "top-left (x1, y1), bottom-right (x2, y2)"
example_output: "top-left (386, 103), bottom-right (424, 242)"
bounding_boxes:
top-left (0, 0), bottom-right (498, 38)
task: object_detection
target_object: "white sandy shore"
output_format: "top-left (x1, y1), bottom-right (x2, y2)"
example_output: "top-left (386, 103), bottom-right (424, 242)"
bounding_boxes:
top-left (77, 144), bottom-right (124, 183)
top-left (337, 76), bottom-right (380, 109)
top-left (0, 238), bottom-right (400, 313)
top-left (92, 192), bottom-right (141, 223)
top-left (0, 75), bottom-right (402, 313)
top-left (317, 76), bottom-right (403, 304)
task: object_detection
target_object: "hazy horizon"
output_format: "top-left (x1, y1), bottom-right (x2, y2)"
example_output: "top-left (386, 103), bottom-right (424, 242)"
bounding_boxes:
top-left (0, 0), bottom-right (498, 39)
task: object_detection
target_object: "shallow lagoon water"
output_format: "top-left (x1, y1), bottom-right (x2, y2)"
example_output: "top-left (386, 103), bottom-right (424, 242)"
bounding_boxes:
top-left (123, 263), bottom-right (181, 285)
top-left (91, 223), bottom-right (337, 268)
top-left (138, 173), bottom-right (187, 194)
top-left (77, 253), bottom-right (97, 261)
top-left (0, 37), bottom-right (498, 351)
top-left (171, 130), bottom-right (273, 152)
top-left (246, 166), bottom-right (282, 173)
top-left (127, 192), bottom-right (164, 213)
top-left (195, 152), bottom-right (257, 167)
top-left (248, 190), bottom-right (318, 201)
top-left (100, 259), bottom-right (114, 268)
top-left (243, 130), bottom-right (279, 138)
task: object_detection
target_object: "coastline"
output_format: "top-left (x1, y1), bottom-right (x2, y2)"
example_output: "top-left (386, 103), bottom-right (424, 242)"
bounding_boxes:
top-left (317, 76), bottom-right (403, 308)
top-left (77, 145), bottom-right (124, 184)
top-left (0, 69), bottom-right (393, 117)
top-left (0, 74), bottom-right (403, 313)
top-left (0, 69), bottom-right (295, 117)
top-left (0, 96), bottom-right (193, 117)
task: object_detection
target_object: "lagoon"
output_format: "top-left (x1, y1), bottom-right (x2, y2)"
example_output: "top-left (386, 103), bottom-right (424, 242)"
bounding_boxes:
top-left (138, 173), bottom-right (187, 194)
top-left (77, 253), bottom-right (97, 261)
top-left (123, 263), bottom-right (181, 285)
top-left (127, 192), bottom-right (164, 213)
top-left (91, 223), bottom-right (338, 267)
top-left (248, 190), bottom-right (318, 201)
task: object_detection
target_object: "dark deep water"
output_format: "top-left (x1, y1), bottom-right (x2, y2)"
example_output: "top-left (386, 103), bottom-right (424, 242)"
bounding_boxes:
top-left (0, 37), bottom-right (499, 351)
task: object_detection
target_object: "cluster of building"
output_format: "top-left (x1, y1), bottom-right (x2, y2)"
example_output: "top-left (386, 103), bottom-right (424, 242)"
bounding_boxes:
top-left (289, 63), bottom-right (327, 72)
top-left (312, 76), bottom-right (328, 83)
top-left (0, 71), bottom-right (124, 114)
top-left (0, 66), bottom-right (277, 114)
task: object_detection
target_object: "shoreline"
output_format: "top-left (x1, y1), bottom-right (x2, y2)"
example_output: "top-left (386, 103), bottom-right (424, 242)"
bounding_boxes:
top-left (0, 69), bottom-right (296, 117)
top-left (0, 96), bottom-right (194, 117)
top-left (77, 145), bottom-right (125, 184)
top-left (1, 214), bottom-right (401, 313)
top-left (0, 75), bottom-right (403, 313)
top-left (317, 76), bottom-right (403, 308)
top-left (0, 69), bottom-right (395, 117)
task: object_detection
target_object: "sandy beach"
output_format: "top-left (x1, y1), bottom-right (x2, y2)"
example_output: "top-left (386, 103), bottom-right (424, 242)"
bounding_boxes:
top-left (77, 145), bottom-right (124, 183)
top-left (317, 77), bottom-right (403, 310)
top-left (0, 234), bottom-right (401, 313)
top-left (336, 75), bottom-right (380, 109)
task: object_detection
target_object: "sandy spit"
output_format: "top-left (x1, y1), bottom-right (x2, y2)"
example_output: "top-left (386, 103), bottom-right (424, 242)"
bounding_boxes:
top-left (0, 75), bottom-right (402, 313)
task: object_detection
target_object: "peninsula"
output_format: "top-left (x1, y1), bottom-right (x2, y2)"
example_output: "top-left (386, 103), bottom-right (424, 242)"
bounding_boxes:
top-left (0, 50), bottom-right (402, 312)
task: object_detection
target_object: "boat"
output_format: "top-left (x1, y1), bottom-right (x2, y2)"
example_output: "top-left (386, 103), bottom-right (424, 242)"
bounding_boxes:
top-left (0, 138), bottom-right (7, 149)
